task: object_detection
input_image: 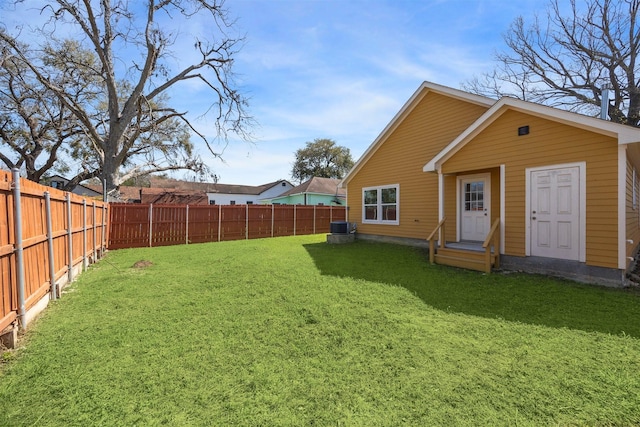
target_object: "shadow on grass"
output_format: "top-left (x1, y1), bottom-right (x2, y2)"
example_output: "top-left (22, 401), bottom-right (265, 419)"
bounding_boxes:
top-left (304, 241), bottom-right (640, 338)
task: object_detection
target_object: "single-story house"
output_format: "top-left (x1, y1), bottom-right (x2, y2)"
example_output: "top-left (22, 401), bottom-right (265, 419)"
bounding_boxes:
top-left (206, 180), bottom-right (294, 205)
top-left (148, 177), bottom-right (294, 205)
top-left (271, 177), bottom-right (346, 206)
top-left (47, 175), bottom-right (103, 198)
top-left (341, 81), bottom-right (640, 286)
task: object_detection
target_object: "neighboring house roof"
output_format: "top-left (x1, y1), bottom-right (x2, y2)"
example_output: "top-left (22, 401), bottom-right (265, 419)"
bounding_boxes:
top-left (46, 175), bottom-right (102, 198)
top-left (206, 180), bottom-right (292, 196)
top-left (424, 96), bottom-right (640, 172)
top-left (278, 177), bottom-right (346, 198)
top-left (341, 81), bottom-right (495, 186)
top-left (150, 177), bottom-right (293, 195)
top-left (140, 188), bottom-right (208, 205)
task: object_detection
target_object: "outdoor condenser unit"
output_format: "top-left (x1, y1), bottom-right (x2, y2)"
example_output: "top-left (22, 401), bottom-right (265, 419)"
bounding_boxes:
top-left (330, 221), bottom-right (349, 234)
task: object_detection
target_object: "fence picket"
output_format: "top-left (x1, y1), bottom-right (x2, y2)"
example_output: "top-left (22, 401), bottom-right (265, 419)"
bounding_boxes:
top-left (108, 203), bottom-right (347, 249)
top-left (0, 169), bottom-right (107, 337)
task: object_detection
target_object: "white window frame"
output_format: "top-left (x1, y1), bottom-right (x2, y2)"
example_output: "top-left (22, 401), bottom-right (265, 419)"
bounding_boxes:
top-left (362, 184), bottom-right (400, 225)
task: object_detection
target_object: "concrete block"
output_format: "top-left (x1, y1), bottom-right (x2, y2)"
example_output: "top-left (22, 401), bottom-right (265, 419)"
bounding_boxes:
top-left (0, 325), bottom-right (18, 349)
top-left (326, 233), bottom-right (355, 244)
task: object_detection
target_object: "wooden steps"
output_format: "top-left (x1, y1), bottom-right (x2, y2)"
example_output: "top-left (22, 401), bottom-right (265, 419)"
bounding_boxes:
top-left (433, 247), bottom-right (496, 273)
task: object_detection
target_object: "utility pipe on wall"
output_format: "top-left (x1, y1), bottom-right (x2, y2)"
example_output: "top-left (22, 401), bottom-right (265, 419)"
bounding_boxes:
top-left (11, 169), bottom-right (26, 329)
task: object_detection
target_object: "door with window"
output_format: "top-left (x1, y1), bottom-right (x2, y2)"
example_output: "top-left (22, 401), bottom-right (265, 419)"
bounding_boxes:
top-left (459, 175), bottom-right (490, 242)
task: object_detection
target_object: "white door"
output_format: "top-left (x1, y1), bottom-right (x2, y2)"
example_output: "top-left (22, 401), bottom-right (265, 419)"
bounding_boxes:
top-left (460, 175), bottom-right (490, 242)
top-left (530, 166), bottom-right (580, 260)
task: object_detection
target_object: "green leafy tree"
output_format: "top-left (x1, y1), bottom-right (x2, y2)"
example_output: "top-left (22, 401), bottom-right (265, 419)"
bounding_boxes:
top-left (291, 138), bottom-right (354, 183)
top-left (463, 0), bottom-right (640, 127)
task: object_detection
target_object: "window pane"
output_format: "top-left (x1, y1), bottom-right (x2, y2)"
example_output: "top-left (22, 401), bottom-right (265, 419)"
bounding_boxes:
top-left (364, 190), bottom-right (377, 204)
top-left (365, 206), bottom-right (377, 220)
top-left (381, 187), bottom-right (396, 203)
top-left (382, 205), bottom-right (396, 221)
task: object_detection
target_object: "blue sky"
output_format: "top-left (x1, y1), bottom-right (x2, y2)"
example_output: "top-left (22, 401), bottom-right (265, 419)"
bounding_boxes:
top-left (204, 0), bottom-right (544, 185)
top-left (2, 0), bottom-right (545, 186)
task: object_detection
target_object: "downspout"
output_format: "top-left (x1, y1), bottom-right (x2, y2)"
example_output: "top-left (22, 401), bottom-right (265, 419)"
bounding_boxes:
top-left (11, 169), bottom-right (26, 329)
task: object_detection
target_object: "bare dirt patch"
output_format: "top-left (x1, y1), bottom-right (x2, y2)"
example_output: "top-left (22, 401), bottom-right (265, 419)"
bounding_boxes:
top-left (133, 260), bottom-right (153, 269)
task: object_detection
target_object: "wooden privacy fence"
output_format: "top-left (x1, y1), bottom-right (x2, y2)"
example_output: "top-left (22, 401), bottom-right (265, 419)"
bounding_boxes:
top-left (109, 203), bottom-right (347, 249)
top-left (0, 169), bottom-right (108, 336)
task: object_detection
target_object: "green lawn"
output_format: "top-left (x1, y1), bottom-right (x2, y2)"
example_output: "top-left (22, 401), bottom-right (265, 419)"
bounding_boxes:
top-left (1, 234), bottom-right (640, 426)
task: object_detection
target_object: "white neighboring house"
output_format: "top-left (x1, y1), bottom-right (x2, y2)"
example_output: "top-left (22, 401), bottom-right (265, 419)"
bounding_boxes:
top-left (205, 180), bottom-right (294, 205)
top-left (45, 175), bottom-right (294, 205)
top-left (47, 175), bottom-right (102, 198)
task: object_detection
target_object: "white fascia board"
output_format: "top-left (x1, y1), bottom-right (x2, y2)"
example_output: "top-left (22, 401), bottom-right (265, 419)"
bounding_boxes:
top-left (424, 97), bottom-right (640, 172)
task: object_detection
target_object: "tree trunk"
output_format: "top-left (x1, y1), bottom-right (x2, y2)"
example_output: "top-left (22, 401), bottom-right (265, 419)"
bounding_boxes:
top-left (103, 141), bottom-right (119, 198)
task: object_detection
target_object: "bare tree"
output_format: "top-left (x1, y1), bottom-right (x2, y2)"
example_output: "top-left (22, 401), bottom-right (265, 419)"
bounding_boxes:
top-left (0, 38), bottom-right (100, 183)
top-left (463, 0), bottom-right (640, 127)
top-left (0, 0), bottom-right (252, 195)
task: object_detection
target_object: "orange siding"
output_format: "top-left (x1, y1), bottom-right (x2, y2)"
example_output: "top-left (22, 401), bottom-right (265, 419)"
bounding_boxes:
top-left (441, 110), bottom-right (619, 268)
top-left (346, 91), bottom-right (489, 239)
top-left (625, 157), bottom-right (640, 267)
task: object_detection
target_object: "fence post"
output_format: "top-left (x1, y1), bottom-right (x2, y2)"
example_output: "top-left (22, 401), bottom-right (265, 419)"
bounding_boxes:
top-left (44, 192), bottom-right (57, 300)
top-left (100, 204), bottom-right (106, 257)
top-left (66, 192), bottom-right (73, 283)
top-left (82, 199), bottom-right (87, 271)
top-left (313, 205), bottom-right (316, 234)
top-left (245, 204), bottom-right (249, 240)
top-left (11, 169), bottom-right (26, 329)
top-left (293, 205), bottom-right (297, 236)
top-left (330, 205), bottom-right (333, 223)
top-left (92, 202), bottom-right (97, 262)
top-left (185, 205), bottom-right (189, 245)
top-left (149, 203), bottom-right (153, 248)
top-left (218, 205), bottom-right (222, 242)
top-left (271, 204), bottom-right (274, 238)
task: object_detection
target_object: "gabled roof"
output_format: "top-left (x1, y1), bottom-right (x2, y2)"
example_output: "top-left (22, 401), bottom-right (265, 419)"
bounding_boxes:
top-left (140, 188), bottom-right (208, 205)
top-left (149, 176), bottom-right (292, 195)
top-left (341, 81), bottom-right (495, 186)
top-left (423, 96), bottom-right (640, 172)
top-left (277, 177), bottom-right (346, 198)
top-left (207, 180), bottom-right (291, 196)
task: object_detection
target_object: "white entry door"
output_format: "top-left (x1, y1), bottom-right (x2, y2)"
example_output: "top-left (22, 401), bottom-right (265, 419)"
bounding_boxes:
top-left (530, 166), bottom-right (580, 260)
top-left (460, 175), bottom-right (490, 242)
